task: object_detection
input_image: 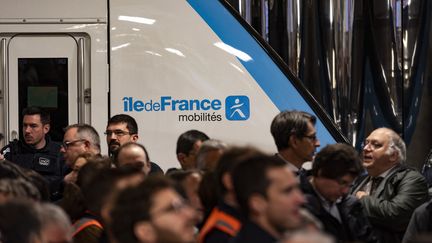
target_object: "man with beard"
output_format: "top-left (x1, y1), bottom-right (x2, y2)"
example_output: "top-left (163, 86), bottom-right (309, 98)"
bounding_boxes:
top-left (110, 176), bottom-right (197, 243)
top-left (60, 123), bottom-right (101, 170)
top-left (0, 106), bottom-right (62, 200)
top-left (105, 114), bottom-right (139, 157)
top-left (105, 114), bottom-right (162, 173)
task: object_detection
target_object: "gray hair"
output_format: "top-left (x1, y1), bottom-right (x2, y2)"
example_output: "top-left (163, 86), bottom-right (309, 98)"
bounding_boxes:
top-left (37, 203), bottom-right (73, 240)
top-left (196, 139), bottom-right (227, 170)
top-left (65, 124), bottom-right (101, 153)
top-left (382, 128), bottom-right (406, 163)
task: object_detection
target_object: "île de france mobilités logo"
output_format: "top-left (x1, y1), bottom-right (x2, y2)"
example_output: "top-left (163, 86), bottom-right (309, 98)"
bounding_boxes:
top-left (122, 95), bottom-right (250, 121)
top-left (225, 95), bottom-right (250, 121)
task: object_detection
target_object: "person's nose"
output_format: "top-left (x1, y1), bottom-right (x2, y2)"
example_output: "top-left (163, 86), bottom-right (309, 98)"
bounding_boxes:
top-left (108, 133), bottom-right (118, 140)
top-left (314, 139), bottom-right (320, 147)
top-left (295, 188), bottom-right (306, 205)
top-left (24, 126), bottom-right (31, 134)
top-left (363, 143), bottom-right (372, 152)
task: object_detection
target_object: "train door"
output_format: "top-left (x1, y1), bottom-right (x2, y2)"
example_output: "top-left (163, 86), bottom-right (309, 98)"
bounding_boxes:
top-left (0, 33), bottom-right (90, 144)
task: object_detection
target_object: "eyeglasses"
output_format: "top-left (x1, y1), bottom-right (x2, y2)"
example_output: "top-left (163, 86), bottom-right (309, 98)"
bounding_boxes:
top-left (303, 134), bottom-right (318, 141)
top-left (104, 130), bottom-right (131, 137)
top-left (363, 140), bottom-right (385, 150)
top-left (62, 139), bottom-right (86, 149)
top-left (151, 199), bottom-right (190, 218)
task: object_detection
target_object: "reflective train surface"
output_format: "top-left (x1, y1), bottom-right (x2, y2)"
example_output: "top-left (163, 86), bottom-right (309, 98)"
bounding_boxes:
top-left (1, 0), bottom-right (389, 170)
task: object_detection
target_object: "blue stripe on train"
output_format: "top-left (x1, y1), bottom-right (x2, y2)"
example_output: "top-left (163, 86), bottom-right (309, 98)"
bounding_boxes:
top-left (187, 0), bottom-right (336, 145)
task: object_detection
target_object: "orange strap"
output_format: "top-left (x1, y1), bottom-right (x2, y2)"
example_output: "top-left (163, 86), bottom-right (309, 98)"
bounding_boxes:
top-left (72, 218), bottom-right (103, 236)
top-left (198, 207), bottom-right (241, 243)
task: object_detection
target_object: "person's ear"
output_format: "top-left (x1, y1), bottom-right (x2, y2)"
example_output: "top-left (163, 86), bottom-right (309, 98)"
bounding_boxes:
top-left (144, 160), bottom-right (151, 175)
top-left (83, 140), bottom-right (92, 150)
top-left (43, 124), bottom-right (50, 134)
top-left (177, 153), bottom-right (186, 164)
top-left (249, 193), bottom-right (267, 215)
top-left (131, 134), bottom-right (139, 142)
top-left (134, 221), bottom-right (156, 243)
top-left (222, 173), bottom-right (233, 191)
top-left (389, 149), bottom-right (399, 163)
top-left (289, 134), bottom-right (299, 148)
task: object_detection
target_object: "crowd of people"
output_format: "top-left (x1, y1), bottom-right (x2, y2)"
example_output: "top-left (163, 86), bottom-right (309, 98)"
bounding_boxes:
top-left (0, 107), bottom-right (431, 243)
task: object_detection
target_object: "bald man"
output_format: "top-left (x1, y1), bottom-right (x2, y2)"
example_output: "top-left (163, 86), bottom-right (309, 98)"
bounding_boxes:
top-left (114, 142), bottom-right (151, 175)
top-left (351, 128), bottom-right (428, 242)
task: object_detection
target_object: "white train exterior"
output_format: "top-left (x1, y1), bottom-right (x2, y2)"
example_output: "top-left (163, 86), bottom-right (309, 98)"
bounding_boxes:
top-left (0, 0), bottom-right (343, 170)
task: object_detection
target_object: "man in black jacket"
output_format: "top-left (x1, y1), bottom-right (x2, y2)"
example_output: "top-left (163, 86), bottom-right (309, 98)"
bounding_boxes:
top-left (231, 154), bottom-right (305, 242)
top-left (105, 114), bottom-right (162, 174)
top-left (351, 127), bottom-right (428, 242)
top-left (301, 143), bottom-right (377, 243)
top-left (0, 107), bottom-right (63, 200)
top-left (270, 110), bottom-right (320, 175)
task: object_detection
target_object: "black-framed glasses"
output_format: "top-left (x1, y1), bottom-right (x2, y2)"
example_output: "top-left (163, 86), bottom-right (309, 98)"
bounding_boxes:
top-left (104, 130), bottom-right (131, 137)
top-left (62, 139), bottom-right (86, 149)
top-left (303, 134), bottom-right (317, 141)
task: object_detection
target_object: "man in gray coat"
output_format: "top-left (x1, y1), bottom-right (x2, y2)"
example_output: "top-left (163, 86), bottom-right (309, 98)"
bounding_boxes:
top-left (351, 127), bottom-right (428, 243)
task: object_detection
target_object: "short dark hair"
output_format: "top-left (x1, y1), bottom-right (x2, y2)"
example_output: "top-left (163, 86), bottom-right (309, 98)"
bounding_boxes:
top-left (0, 178), bottom-right (41, 201)
top-left (176, 130), bottom-right (209, 155)
top-left (311, 143), bottom-right (363, 179)
top-left (0, 200), bottom-right (43, 243)
top-left (108, 114), bottom-right (138, 135)
top-left (79, 164), bottom-right (119, 214)
top-left (232, 154), bottom-right (286, 216)
top-left (114, 142), bottom-right (150, 167)
top-left (167, 170), bottom-right (202, 200)
top-left (270, 110), bottom-right (316, 151)
top-left (215, 146), bottom-right (265, 197)
top-left (110, 176), bottom-right (173, 243)
top-left (22, 106), bottom-right (50, 125)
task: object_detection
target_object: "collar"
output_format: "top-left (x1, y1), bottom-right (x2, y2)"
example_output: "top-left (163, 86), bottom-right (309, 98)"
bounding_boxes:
top-left (238, 220), bottom-right (278, 242)
top-left (276, 153), bottom-right (299, 173)
top-left (375, 164), bottom-right (399, 179)
top-left (310, 178), bottom-right (341, 206)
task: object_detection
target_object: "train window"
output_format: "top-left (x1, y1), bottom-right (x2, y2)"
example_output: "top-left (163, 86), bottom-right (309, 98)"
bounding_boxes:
top-left (18, 58), bottom-right (69, 142)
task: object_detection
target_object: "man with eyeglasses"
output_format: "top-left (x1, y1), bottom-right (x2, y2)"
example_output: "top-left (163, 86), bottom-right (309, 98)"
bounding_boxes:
top-left (301, 143), bottom-right (377, 242)
top-left (60, 123), bottom-right (101, 170)
top-left (110, 176), bottom-right (197, 243)
top-left (351, 127), bottom-right (428, 243)
top-left (105, 114), bottom-right (163, 174)
top-left (270, 110), bottom-right (320, 176)
top-left (0, 106), bottom-right (63, 200)
top-left (105, 114), bottom-right (139, 157)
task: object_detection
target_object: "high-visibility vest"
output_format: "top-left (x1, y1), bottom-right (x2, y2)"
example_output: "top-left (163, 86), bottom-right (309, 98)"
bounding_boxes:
top-left (72, 217), bottom-right (103, 237)
top-left (198, 207), bottom-right (241, 243)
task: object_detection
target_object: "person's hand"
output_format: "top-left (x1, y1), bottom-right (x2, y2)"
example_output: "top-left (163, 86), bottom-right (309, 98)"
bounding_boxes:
top-left (0, 154), bottom-right (4, 160)
top-left (356, 191), bottom-right (368, 199)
